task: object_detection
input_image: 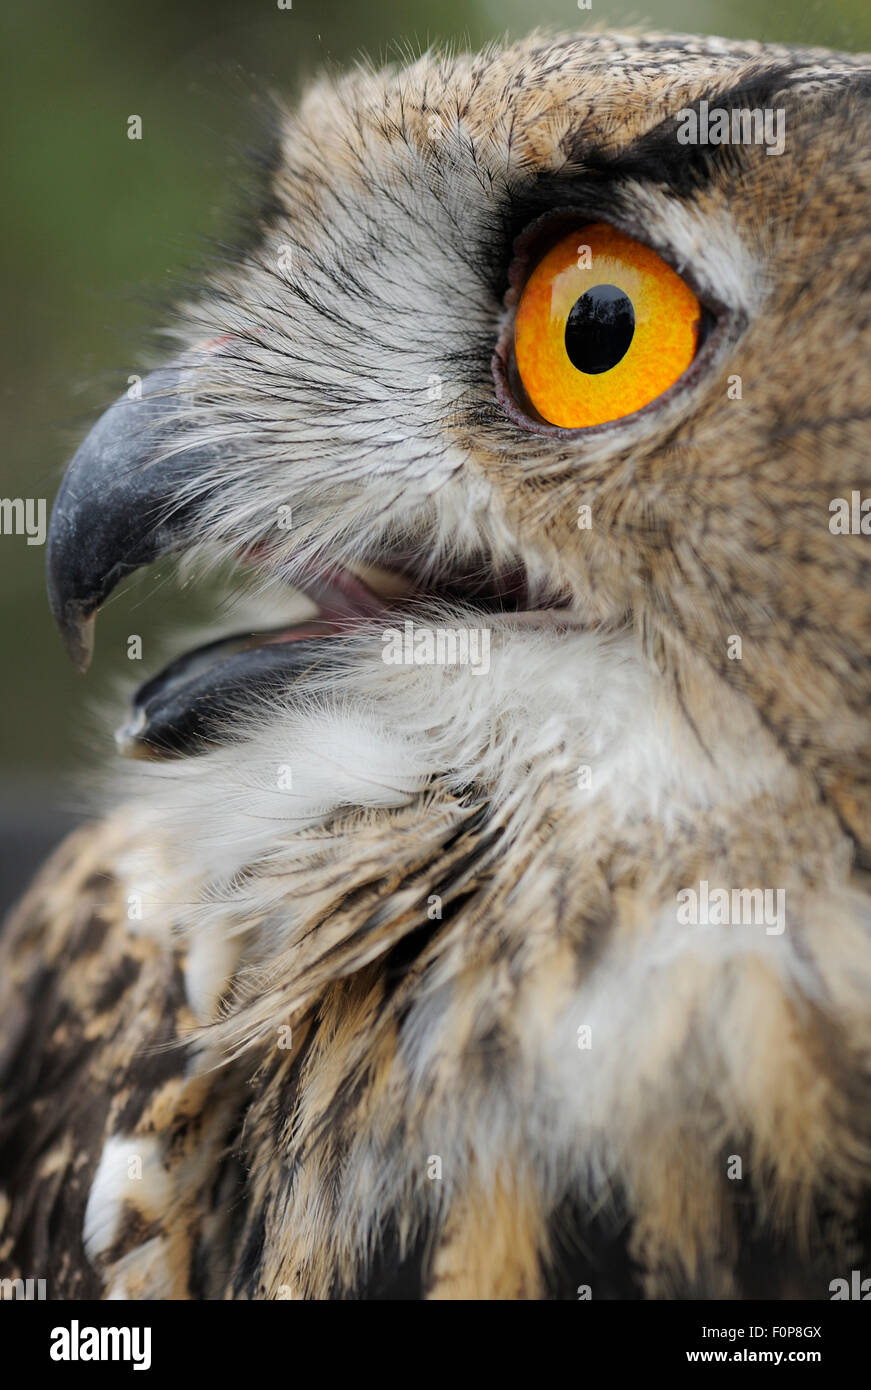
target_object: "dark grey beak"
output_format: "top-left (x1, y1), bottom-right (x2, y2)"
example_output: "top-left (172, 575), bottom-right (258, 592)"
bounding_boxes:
top-left (47, 367), bottom-right (216, 671)
top-left (47, 360), bottom-right (374, 761)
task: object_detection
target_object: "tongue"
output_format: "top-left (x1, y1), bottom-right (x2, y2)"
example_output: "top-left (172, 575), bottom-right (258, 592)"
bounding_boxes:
top-left (116, 620), bottom-right (352, 759)
top-left (236, 552), bottom-right (390, 621)
top-left (295, 560), bottom-right (389, 619)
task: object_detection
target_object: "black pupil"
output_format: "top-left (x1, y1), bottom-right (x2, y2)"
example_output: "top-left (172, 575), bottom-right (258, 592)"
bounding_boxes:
top-left (564, 284), bottom-right (635, 375)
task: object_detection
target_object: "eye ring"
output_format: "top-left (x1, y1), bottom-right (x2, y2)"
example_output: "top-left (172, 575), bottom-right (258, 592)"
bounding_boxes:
top-left (493, 214), bottom-right (730, 437)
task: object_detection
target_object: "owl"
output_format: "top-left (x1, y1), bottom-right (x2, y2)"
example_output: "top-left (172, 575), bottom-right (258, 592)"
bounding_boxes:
top-left (1, 29), bottom-right (870, 1301)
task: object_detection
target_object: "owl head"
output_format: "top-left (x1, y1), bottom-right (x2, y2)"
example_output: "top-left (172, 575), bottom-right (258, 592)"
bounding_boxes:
top-left (45, 32), bottom-right (871, 866)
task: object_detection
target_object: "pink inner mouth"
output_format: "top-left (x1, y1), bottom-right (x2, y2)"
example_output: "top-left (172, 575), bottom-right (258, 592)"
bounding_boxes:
top-left (235, 545), bottom-right (405, 639)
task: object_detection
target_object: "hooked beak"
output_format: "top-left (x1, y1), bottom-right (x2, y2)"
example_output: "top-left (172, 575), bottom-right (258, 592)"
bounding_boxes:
top-left (45, 361), bottom-right (383, 759)
top-left (46, 366), bottom-right (217, 672)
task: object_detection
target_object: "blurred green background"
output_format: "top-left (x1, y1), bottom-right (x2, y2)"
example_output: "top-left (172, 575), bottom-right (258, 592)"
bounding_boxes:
top-left (1, 0), bottom-right (869, 902)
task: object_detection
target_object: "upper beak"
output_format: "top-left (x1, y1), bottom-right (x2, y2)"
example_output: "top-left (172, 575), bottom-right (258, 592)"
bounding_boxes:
top-left (46, 366), bottom-right (216, 671)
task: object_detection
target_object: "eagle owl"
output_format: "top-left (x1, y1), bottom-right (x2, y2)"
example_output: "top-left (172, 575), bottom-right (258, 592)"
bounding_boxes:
top-left (2, 29), bottom-right (870, 1302)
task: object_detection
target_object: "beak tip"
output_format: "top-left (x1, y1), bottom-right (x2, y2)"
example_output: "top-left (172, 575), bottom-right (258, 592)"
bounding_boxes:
top-left (47, 528), bottom-right (96, 671)
top-left (59, 607), bottom-right (96, 673)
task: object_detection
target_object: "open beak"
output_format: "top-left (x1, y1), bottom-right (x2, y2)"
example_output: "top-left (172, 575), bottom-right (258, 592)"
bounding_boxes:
top-left (46, 365), bottom-right (386, 758)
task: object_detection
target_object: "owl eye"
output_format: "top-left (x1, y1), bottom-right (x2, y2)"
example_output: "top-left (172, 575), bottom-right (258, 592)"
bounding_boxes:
top-left (512, 222), bottom-right (702, 429)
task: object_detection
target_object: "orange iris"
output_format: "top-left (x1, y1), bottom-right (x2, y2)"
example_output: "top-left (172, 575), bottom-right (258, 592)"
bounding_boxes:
top-left (513, 223), bottom-right (701, 429)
